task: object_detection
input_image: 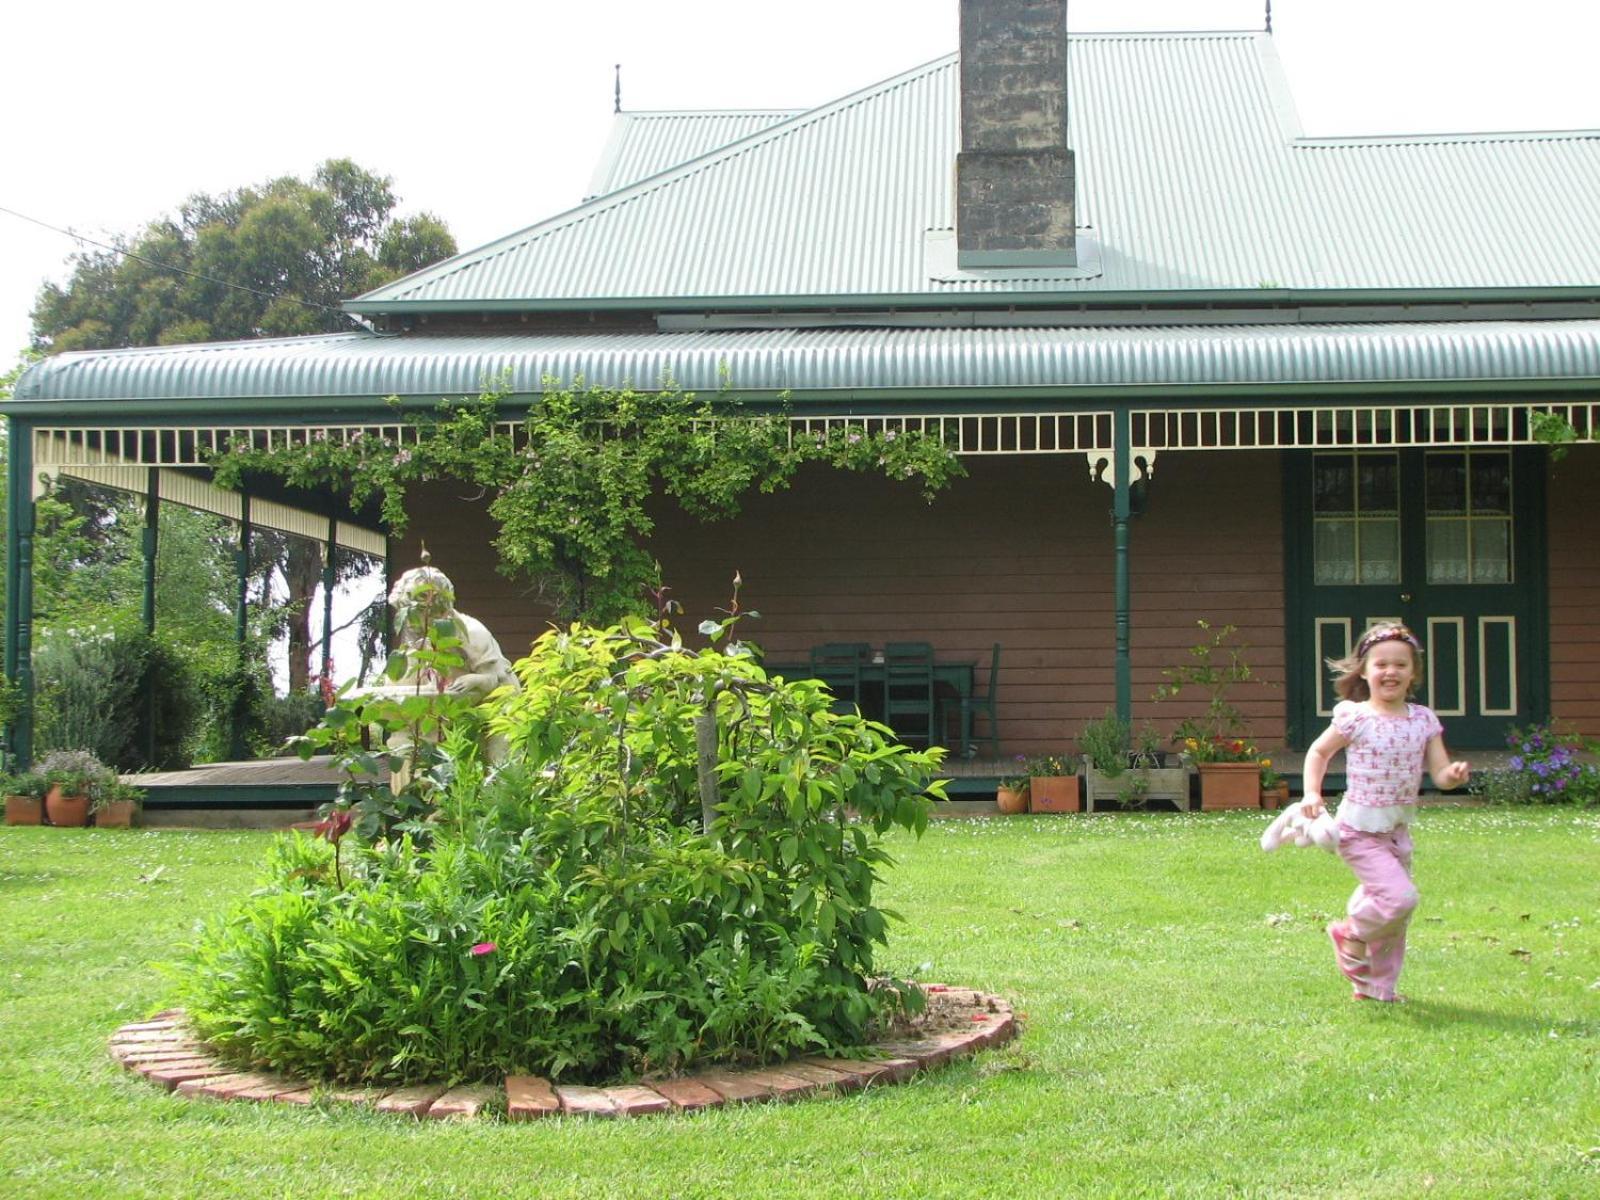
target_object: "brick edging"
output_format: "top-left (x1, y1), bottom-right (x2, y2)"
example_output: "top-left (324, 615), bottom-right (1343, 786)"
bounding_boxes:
top-left (109, 985), bottom-right (1018, 1120)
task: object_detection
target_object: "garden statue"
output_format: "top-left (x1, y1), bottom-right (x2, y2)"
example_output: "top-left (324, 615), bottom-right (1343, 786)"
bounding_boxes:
top-left (350, 556), bottom-right (518, 778)
top-left (379, 560), bottom-right (518, 701)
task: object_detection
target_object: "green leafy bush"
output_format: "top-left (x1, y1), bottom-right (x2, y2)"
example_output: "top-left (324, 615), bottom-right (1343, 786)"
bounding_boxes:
top-left (173, 607), bottom-right (942, 1085)
top-left (33, 621), bottom-right (202, 770)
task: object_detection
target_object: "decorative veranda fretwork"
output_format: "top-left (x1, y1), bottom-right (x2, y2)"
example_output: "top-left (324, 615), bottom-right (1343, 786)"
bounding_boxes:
top-left (29, 400), bottom-right (1596, 480)
top-left (1132, 401), bottom-right (1600, 450)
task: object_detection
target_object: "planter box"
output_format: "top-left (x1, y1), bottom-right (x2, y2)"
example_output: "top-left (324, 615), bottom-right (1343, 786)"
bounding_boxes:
top-left (94, 801), bottom-right (139, 828)
top-left (1260, 783), bottom-right (1291, 810)
top-left (1028, 775), bottom-right (1081, 813)
top-left (1085, 762), bottom-right (1191, 813)
top-left (5, 795), bottom-right (43, 825)
top-left (1198, 762), bottom-right (1260, 810)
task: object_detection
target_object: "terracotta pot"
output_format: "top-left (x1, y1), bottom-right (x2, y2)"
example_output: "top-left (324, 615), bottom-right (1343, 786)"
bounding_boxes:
top-left (995, 785), bottom-right (1029, 815)
top-left (1198, 762), bottom-right (1260, 810)
top-left (1028, 774), bottom-right (1080, 813)
top-left (44, 786), bottom-right (92, 827)
top-left (94, 800), bottom-right (138, 828)
top-left (1260, 783), bottom-right (1291, 810)
top-left (5, 795), bottom-right (44, 825)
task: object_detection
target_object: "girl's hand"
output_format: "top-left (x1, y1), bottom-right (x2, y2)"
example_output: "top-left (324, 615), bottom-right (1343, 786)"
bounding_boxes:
top-left (1299, 796), bottom-right (1325, 818)
top-left (1436, 760), bottom-right (1471, 789)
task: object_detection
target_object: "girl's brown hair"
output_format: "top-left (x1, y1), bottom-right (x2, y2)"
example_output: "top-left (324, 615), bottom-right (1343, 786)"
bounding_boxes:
top-left (1326, 624), bottom-right (1424, 702)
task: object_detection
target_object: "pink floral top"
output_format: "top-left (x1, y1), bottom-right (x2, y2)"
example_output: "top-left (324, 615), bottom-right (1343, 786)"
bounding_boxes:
top-left (1331, 700), bottom-right (1443, 832)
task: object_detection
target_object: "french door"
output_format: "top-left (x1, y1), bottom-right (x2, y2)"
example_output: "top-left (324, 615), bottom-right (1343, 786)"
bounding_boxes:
top-left (1288, 447), bottom-right (1546, 747)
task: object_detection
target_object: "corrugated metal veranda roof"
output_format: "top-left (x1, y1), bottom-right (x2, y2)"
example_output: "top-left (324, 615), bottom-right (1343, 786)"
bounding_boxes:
top-left (15, 320), bottom-right (1600, 410)
top-left (351, 33), bottom-right (1600, 315)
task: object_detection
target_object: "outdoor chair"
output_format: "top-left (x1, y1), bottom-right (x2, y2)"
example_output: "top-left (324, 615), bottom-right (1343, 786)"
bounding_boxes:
top-left (883, 641), bottom-right (936, 746)
top-left (957, 642), bottom-right (1002, 758)
top-left (810, 642), bottom-right (871, 713)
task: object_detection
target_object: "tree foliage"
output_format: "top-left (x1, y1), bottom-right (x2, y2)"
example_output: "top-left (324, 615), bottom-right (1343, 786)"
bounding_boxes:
top-left (214, 379), bottom-right (966, 623)
top-left (30, 159), bottom-right (455, 351)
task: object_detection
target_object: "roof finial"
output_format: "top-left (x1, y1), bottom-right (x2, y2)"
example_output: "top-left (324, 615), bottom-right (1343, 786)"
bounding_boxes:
top-left (614, 64), bottom-right (622, 114)
top-left (1265, 0), bottom-right (1272, 33)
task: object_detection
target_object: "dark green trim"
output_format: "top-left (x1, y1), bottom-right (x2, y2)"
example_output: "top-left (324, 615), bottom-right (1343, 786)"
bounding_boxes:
top-left (141, 469), bottom-right (160, 634)
top-left (143, 784), bottom-right (335, 810)
top-left (345, 286), bottom-right (1600, 317)
top-left (4, 417), bottom-right (34, 767)
top-left (230, 496), bottom-right (253, 762)
top-left (1112, 407), bottom-right (1132, 721)
top-left (320, 513), bottom-right (337, 685)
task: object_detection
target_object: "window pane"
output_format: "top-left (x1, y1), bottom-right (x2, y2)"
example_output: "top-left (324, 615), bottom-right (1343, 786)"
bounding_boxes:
top-left (1358, 455), bottom-right (1399, 513)
top-left (1313, 456), bottom-right (1354, 515)
top-left (1359, 519), bottom-right (1401, 583)
top-left (1427, 519), bottom-right (1470, 584)
top-left (1427, 453), bottom-right (1467, 514)
top-left (1314, 520), bottom-right (1356, 584)
top-left (1472, 519), bottom-right (1511, 583)
top-left (1470, 453), bottom-right (1512, 515)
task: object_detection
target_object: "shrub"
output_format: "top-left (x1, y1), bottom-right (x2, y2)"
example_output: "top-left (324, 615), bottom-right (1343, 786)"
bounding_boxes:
top-left (1473, 722), bottom-right (1600, 806)
top-left (33, 621), bottom-right (202, 770)
top-left (173, 607), bottom-right (942, 1085)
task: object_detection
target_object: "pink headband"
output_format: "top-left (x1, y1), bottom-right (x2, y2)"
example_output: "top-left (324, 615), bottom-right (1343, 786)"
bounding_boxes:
top-left (1356, 625), bottom-right (1421, 657)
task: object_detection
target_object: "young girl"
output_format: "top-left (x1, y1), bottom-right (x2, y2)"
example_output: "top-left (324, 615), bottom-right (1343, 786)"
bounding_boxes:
top-left (1300, 624), bottom-right (1470, 1002)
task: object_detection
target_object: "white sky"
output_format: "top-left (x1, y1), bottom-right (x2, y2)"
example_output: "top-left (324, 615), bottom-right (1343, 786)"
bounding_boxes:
top-left (4, 0), bottom-right (1599, 361)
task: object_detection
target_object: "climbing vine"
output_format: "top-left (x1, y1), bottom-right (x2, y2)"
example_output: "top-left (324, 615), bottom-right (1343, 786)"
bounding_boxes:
top-left (211, 378), bottom-right (963, 622)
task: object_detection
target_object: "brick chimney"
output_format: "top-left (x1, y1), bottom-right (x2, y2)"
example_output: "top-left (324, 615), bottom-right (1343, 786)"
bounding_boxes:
top-left (956, 0), bottom-right (1076, 268)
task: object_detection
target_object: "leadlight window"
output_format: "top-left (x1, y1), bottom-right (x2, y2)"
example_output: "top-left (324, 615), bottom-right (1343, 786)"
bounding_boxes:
top-left (1312, 452), bottom-right (1400, 585)
top-left (1425, 451), bottom-right (1512, 584)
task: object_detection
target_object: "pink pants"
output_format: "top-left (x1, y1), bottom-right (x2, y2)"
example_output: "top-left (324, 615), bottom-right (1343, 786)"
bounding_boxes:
top-left (1335, 823), bottom-right (1418, 1001)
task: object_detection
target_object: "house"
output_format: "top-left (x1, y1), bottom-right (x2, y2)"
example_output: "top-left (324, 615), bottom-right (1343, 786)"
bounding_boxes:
top-left (7, 0), bottom-right (1600, 778)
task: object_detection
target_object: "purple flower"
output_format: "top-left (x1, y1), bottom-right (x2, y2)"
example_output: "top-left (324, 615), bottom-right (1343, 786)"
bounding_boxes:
top-left (469, 942), bottom-right (497, 957)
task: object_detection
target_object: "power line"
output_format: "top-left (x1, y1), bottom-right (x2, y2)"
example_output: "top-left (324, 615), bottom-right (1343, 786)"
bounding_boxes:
top-left (0, 201), bottom-right (361, 324)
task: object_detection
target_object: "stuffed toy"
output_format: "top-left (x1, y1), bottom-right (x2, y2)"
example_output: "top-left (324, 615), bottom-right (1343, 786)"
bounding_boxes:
top-left (1260, 803), bottom-right (1338, 853)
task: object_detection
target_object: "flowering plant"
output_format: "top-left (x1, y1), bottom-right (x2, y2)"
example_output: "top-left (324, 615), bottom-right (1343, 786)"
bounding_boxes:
top-left (1180, 733), bottom-right (1259, 764)
top-left (1475, 722), bottom-right (1599, 805)
top-left (1024, 752), bottom-right (1081, 777)
top-left (1259, 758), bottom-right (1283, 789)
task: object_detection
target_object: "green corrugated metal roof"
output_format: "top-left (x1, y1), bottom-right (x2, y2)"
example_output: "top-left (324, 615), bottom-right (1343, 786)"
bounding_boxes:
top-left (584, 109), bottom-right (804, 199)
top-left (15, 321), bottom-right (1600, 410)
top-left (351, 33), bottom-right (1600, 315)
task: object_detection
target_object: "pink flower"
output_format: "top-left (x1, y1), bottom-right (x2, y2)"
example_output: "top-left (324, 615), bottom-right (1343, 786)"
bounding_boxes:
top-left (469, 942), bottom-right (497, 957)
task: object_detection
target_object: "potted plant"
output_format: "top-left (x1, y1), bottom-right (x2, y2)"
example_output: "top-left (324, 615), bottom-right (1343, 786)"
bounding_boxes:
top-left (2, 770), bottom-right (49, 825)
top-left (1259, 757), bottom-right (1290, 809)
top-left (1025, 752), bottom-right (1082, 813)
top-left (1154, 620), bottom-right (1267, 811)
top-left (995, 762), bottom-right (1030, 814)
top-left (1079, 710), bottom-right (1190, 812)
top-left (93, 778), bottom-right (145, 828)
top-left (37, 749), bottom-right (114, 828)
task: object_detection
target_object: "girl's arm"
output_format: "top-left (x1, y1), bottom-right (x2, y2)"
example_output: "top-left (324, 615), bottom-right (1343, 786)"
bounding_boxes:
top-left (1425, 735), bottom-right (1471, 790)
top-left (1299, 724), bottom-right (1349, 817)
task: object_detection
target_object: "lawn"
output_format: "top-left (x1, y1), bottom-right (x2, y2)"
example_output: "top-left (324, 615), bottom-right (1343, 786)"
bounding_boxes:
top-left (1, 808), bottom-right (1596, 1199)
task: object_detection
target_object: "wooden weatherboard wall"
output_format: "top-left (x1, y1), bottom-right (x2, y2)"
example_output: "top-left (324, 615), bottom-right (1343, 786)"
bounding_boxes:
top-left (397, 452), bottom-right (1289, 759)
top-left (1547, 453), bottom-right (1600, 736)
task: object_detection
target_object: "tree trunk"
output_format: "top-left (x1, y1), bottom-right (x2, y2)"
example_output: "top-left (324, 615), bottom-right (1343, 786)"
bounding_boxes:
top-left (283, 540), bottom-right (325, 694)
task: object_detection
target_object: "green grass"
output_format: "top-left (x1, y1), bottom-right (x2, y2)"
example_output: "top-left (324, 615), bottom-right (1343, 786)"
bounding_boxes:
top-left (1, 809), bottom-right (1596, 1199)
